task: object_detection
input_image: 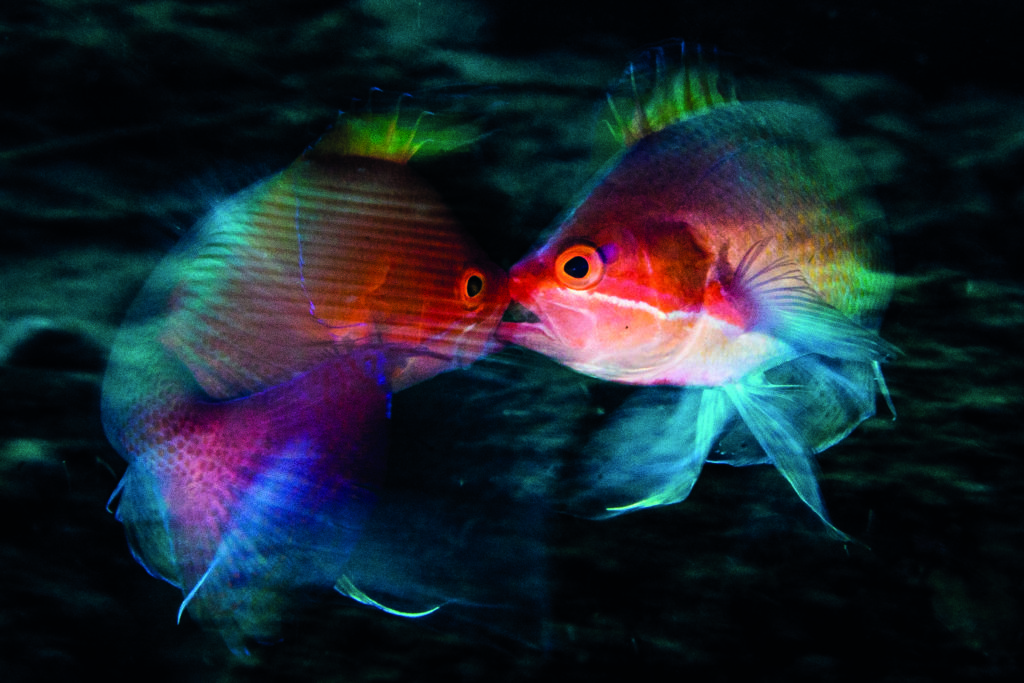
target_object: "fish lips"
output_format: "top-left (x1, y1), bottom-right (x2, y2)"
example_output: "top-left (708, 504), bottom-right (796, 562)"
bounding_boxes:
top-left (497, 299), bottom-right (594, 357)
top-left (497, 297), bottom-right (547, 338)
top-left (501, 300), bottom-right (540, 324)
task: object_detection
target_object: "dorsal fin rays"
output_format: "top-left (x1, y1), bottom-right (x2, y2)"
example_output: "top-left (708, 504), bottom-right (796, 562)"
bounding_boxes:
top-left (307, 94), bottom-right (481, 164)
top-left (603, 42), bottom-right (739, 149)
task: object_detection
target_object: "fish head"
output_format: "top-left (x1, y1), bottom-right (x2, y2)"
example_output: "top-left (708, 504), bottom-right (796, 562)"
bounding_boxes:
top-left (382, 228), bottom-right (509, 390)
top-left (290, 156), bottom-right (510, 391)
top-left (301, 112), bottom-right (511, 390)
top-left (499, 177), bottom-right (713, 384)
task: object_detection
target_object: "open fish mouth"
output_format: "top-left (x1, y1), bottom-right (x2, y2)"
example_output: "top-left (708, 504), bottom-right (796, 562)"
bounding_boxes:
top-left (497, 300), bottom-right (565, 352)
top-left (501, 300), bottom-right (541, 323)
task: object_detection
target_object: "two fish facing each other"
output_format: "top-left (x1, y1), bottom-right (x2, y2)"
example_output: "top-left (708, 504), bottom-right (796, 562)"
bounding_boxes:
top-left (101, 48), bottom-right (897, 654)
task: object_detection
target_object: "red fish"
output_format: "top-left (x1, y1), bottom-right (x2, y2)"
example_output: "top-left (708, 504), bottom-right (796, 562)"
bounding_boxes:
top-left (102, 108), bottom-right (509, 652)
top-left (498, 49), bottom-right (896, 533)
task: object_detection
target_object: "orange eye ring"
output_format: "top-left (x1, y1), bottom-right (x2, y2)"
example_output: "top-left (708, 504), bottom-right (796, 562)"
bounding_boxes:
top-left (458, 267), bottom-right (487, 309)
top-left (554, 243), bottom-right (605, 290)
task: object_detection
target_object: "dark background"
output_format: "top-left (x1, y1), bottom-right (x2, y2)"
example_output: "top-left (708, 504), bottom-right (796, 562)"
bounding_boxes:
top-left (2, 1), bottom-right (1022, 681)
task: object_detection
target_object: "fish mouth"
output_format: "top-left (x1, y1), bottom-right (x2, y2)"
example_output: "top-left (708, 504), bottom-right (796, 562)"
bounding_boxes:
top-left (497, 300), bottom-right (553, 347)
top-left (501, 300), bottom-right (541, 324)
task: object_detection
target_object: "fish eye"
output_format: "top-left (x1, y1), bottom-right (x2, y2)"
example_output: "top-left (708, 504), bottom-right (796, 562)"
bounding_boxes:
top-left (459, 267), bottom-right (487, 309)
top-left (555, 243), bottom-right (605, 290)
top-left (466, 274), bottom-right (483, 297)
top-left (564, 256), bottom-right (589, 278)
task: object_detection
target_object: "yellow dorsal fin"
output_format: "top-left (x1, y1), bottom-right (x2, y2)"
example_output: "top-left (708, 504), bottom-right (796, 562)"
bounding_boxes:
top-left (307, 92), bottom-right (481, 164)
top-left (603, 43), bottom-right (738, 149)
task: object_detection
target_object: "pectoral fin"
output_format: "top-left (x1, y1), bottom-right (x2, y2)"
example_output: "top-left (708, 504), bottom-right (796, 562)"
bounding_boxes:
top-left (176, 440), bottom-right (378, 656)
top-left (733, 240), bottom-right (898, 363)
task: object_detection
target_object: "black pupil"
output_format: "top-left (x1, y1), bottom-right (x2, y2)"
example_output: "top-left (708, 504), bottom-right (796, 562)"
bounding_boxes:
top-left (564, 255), bottom-right (589, 278)
top-left (466, 275), bottom-right (483, 297)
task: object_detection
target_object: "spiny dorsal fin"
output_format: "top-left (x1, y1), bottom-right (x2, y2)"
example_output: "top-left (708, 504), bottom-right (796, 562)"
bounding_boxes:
top-left (308, 91), bottom-right (481, 164)
top-left (603, 43), bottom-right (738, 149)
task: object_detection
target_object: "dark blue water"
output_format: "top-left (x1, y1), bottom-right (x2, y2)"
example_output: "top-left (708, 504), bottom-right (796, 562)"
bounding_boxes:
top-left (2, 2), bottom-right (1022, 681)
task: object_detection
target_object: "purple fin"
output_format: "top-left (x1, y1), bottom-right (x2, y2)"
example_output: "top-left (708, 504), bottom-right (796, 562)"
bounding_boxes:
top-left (109, 358), bottom-right (388, 655)
top-left (178, 439), bottom-right (380, 655)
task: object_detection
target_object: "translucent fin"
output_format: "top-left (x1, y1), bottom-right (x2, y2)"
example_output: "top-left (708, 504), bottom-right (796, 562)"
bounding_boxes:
top-left (603, 42), bottom-right (737, 150)
top-left (874, 360), bottom-right (897, 418)
top-left (558, 385), bottom-right (734, 519)
top-left (545, 352), bottom-right (883, 536)
top-left (770, 354), bottom-right (878, 452)
top-left (177, 439), bottom-right (381, 655)
top-left (707, 419), bottom-right (769, 466)
top-left (711, 354), bottom-right (881, 466)
top-left (733, 240), bottom-right (899, 363)
top-left (108, 456), bottom-right (180, 589)
top-left (310, 103), bottom-right (481, 164)
top-left (336, 422), bottom-right (551, 649)
top-left (335, 575), bottom-right (442, 618)
top-left (722, 375), bottom-right (849, 540)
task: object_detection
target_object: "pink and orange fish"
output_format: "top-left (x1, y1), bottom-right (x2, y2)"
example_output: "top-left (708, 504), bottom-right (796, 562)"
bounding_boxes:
top-left (102, 109), bottom-right (508, 652)
top-left (498, 48), bottom-right (897, 534)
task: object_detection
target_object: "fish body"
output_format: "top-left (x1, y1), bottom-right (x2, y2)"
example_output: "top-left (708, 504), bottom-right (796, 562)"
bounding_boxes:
top-left (102, 110), bottom-right (508, 651)
top-left (498, 54), bottom-right (895, 531)
top-left (158, 125), bottom-right (508, 400)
